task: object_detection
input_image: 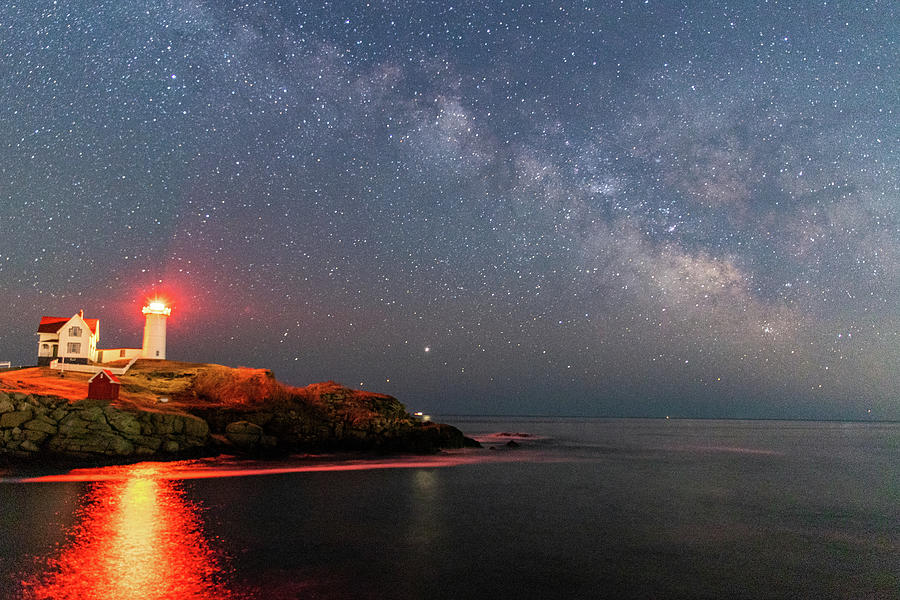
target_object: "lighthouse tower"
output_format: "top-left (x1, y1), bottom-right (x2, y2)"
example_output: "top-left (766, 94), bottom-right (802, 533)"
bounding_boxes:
top-left (141, 300), bottom-right (171, 359)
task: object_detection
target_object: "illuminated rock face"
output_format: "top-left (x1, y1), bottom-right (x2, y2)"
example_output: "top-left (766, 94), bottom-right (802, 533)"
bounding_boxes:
top-left (141, 301), bottom-right (171, 360)
top-left (0, 368), bottom-right (479, 463)
top-left (0, 393), bottom-right (209, 459)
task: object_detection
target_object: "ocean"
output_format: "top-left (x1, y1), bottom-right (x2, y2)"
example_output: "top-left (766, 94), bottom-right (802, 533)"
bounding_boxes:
top-left (0, 417), bottom-right (897, 599)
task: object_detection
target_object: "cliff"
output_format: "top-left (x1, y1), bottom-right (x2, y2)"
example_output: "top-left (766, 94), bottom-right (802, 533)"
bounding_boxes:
top-left (0, 361), bottom-right (478, 463)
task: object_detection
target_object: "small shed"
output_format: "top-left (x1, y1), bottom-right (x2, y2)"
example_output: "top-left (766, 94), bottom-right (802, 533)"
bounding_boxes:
top-left (88, 369), bottom-right (121, 401)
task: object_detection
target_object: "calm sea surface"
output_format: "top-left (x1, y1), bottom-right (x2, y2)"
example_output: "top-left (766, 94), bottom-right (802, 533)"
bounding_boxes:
top-left (0, 418), bottom-right (897, 599)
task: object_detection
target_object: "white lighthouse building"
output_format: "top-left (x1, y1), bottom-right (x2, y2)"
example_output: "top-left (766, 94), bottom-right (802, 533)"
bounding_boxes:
top-left (141, 300), bottom-right (171, 359)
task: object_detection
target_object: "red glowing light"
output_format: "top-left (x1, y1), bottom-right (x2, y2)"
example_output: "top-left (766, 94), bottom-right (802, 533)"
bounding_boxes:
top-left (21, 464), bottom-right (233, 600)
top-left (142, 297), bottom-right (172, 316)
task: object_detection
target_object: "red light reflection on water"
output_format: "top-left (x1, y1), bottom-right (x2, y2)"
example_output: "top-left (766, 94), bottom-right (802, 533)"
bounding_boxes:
top-left (20, 451), bottom-right (565, 485)
top-left (22, 464), bottom-right (233, 600)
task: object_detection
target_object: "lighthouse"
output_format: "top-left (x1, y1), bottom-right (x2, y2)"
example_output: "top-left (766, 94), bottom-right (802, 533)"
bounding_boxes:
top-left (141, 300), bottom-right (171, 359)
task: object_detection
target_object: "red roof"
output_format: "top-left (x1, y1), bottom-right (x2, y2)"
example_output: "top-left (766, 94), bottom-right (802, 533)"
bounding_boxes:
top-left (37, 315), bottom-right (99, 335)
top-left (37, 317), bottom-right (68, 333)
top-left (89, 369), bottom-right (121, 384)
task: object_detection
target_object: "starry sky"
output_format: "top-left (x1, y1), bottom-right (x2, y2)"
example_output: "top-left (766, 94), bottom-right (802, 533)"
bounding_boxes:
top-left (1, 1), bottom-right (897, 419)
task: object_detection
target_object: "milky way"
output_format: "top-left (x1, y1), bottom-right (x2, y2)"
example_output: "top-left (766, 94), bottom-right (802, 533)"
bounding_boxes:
top-left (1, 1), bottom-right (897, 419)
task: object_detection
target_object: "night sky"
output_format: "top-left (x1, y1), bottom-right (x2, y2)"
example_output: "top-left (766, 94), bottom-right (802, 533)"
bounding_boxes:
top-left (1, 1), bottom-right (897, 419)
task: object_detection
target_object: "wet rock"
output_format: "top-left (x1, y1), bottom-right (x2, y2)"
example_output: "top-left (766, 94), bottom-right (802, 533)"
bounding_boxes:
top-left (48, 431), bottom-right (134, 456)
top-left (130, 435), bottom-right (163, 452)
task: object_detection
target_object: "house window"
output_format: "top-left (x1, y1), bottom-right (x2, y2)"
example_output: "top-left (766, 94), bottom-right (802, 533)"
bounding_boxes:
top-left (69, 326), bottom-right (82, 337)
top-left (67, 342), bottom-right (81, 354)
top-left (42, 343), bottom-right (49, 350)
top-left (120, 349), bottom-right (126, 357)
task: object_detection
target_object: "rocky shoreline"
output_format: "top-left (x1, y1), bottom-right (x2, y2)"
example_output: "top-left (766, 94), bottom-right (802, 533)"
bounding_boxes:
top-left (0, 382), bottom-right (478, 465)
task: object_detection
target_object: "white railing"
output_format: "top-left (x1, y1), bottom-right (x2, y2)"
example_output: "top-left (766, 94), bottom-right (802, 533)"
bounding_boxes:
top-left (50, 356), bottom-right (139, 376)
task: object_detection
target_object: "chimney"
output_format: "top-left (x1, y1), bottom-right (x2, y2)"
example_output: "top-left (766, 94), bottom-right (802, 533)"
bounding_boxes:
top-left (79, 309), bottom-right (84, 318)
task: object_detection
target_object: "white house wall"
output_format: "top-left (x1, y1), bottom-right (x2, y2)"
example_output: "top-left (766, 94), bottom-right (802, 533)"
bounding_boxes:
top-left (97, 348), bottom-right (143, 363)
top-left (57, 315), bottom-right (99, 363)
top-left (37, 332), bottom-right (59, 359)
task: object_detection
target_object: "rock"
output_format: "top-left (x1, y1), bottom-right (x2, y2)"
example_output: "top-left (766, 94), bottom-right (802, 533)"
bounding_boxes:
top-left (23, 417), bottom-right (58, 435)
top-left (78, 405), bottom-right (107, 422)
top-left (0, 375), bottom-right (476, 463)
top-left (19, 440), bottom-right (40, 453)
top-left (24, 430), bottom-right (49, 444)
top-left (48, 431), bottom-right (134, 456)
top-left (104, 434), bottom-right (134, 456)
top-left (225, 420), bottom-right (261, 435)
top-left (1, 410), bottom-right (33, 429)
top-left (57, 413), bottom-right (92, 437)
top-left (225, 420), bottom-right (263, 448)
top-left (181, 414), bottom-right (209, 439)
top-left (103, 408), bottom-right (141, 437)
top-left (248, 412), bottom-right (274, 427)
top-left (49, 407), bottom-right (69, 422)
top-left (130, 435), bottom-right (163, 451)
top-left (209, 433), bottom-right (231, 447)
top-left (151, 413), bottom-right (176, 435)
top-left (392, 422), bottom-right (481, 452)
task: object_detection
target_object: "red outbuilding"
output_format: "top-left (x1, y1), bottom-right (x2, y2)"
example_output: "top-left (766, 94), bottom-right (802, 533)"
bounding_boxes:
top-left (88, 369), bottom-right (121, 401)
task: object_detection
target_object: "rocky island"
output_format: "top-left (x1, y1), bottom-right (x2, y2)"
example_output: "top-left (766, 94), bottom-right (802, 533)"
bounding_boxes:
top-left (0, 360), bottom-right (478, 464)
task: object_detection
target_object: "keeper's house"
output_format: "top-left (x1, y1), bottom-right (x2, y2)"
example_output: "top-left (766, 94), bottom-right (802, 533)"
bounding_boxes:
top-left (36, 310), bottom-right (99, 366)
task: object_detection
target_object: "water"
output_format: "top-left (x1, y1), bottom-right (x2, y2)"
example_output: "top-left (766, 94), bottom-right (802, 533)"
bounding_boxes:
top-left (1, 418), bottom-right (897, 599)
